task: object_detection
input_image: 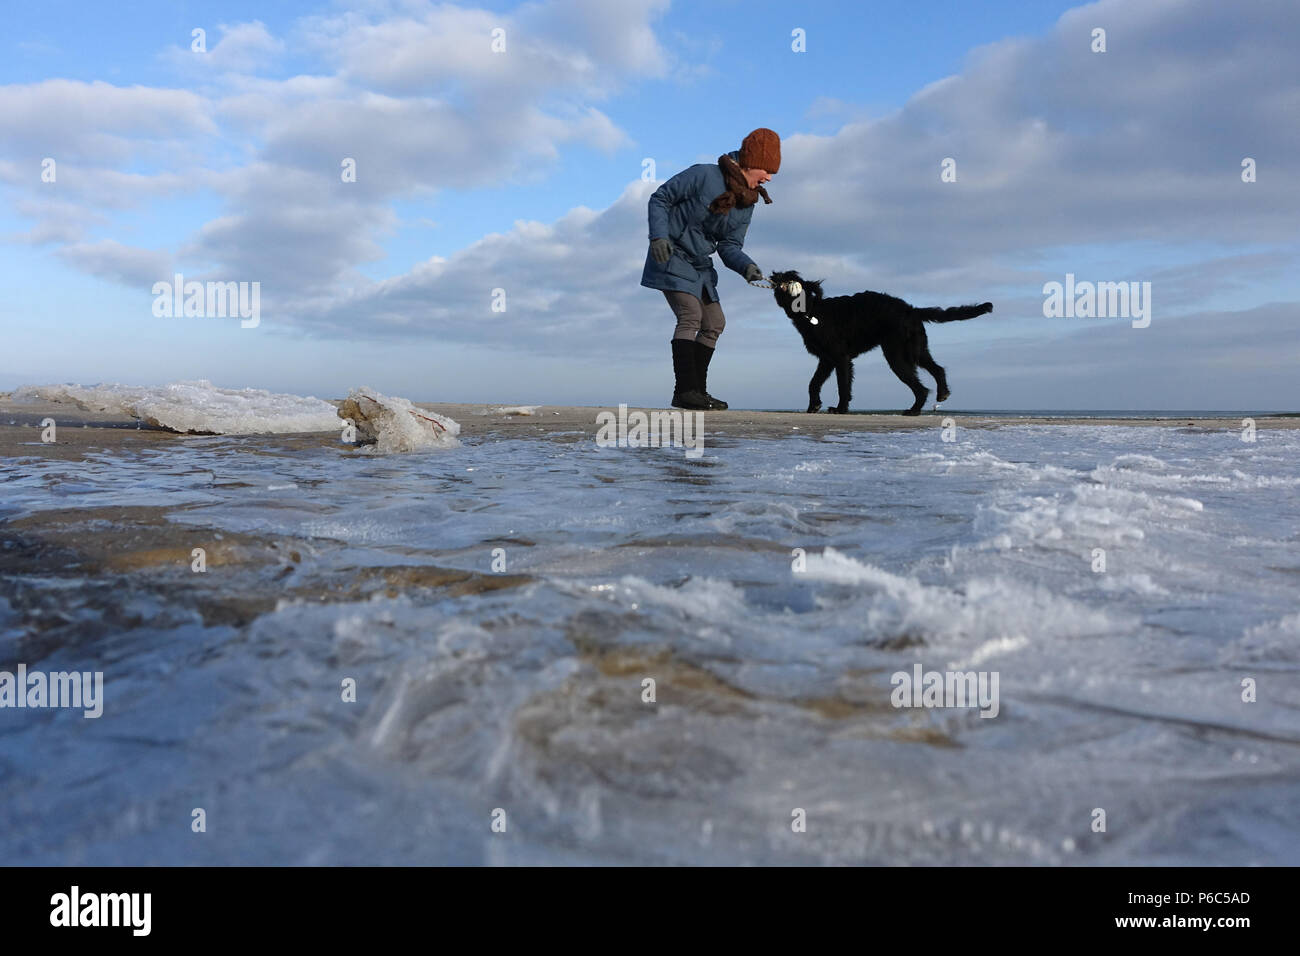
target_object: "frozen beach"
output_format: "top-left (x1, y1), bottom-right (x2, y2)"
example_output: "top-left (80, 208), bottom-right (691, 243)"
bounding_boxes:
top-left (2, 386), bottom-right (1298, 865)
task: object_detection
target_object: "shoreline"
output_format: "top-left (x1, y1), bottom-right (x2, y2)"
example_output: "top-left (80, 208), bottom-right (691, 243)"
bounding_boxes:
top-left (2, 398), bottom-right (1294, 461)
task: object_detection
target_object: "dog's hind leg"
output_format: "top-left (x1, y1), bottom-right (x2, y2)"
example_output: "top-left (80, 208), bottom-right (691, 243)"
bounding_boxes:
top-left (920, 348), bottom-right (949, 403)
top-left (807, 358), bottom-right (833, 413)
top-left (883, 343), bottom-right (928, 415)
top-left (827, 358), bottom-right (854, 414)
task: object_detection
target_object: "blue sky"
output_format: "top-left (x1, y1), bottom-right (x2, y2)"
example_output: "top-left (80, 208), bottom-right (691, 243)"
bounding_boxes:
top-left (2, 0), bottom-right (1297, 410)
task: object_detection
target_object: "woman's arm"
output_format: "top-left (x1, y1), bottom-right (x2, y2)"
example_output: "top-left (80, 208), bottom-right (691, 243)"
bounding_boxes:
top-left (647, 165), bottom-right (703, 240)
top-left (717, 206), bottom-right (757, 275)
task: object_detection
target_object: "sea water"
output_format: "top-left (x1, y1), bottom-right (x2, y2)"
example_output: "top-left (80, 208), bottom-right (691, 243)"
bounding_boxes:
top-left (1, 418), bottom-right (1298, 864)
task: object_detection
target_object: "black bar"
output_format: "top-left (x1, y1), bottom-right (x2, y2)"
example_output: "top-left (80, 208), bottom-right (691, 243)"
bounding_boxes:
top-left (0, 866), bottom-right (1281, 942)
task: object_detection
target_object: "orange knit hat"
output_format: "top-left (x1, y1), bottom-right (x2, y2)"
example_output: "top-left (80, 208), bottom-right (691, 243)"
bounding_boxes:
top-left (739, 128), bottom-right (781, 174)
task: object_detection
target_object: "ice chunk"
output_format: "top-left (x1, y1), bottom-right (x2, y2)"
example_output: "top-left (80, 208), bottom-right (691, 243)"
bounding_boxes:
top-left (338, 387), bottom-right (460, 453)
top-left (475, 405), bottom-right (542, 416)
top-left (12, 380), bottom-right (339, 434)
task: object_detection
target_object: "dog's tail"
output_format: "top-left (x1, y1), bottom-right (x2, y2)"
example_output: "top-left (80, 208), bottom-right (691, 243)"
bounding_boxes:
top-left (915, 302), bottom-right (993, 323)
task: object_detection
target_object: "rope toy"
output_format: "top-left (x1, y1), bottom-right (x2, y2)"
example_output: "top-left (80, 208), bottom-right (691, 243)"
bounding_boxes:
top-left (749, 276), bottom-right (817, 324)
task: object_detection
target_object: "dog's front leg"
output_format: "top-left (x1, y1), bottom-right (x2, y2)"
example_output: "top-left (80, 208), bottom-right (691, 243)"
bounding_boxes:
top-left (827, 359), bottom-right (854, 413)
top-left (807, 358), bottom-right (834, 413)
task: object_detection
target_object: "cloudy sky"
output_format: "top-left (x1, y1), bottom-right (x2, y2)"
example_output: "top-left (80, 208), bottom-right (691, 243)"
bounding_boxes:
top-left (2, 0), bottom-right (1296, 410)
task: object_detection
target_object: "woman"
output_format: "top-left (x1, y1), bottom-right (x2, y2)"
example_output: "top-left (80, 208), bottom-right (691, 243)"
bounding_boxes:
top-left (640, 127), bottom-right (780, 410)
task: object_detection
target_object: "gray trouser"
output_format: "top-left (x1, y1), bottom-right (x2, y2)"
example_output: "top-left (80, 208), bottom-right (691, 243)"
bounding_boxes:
top-left (663, 290), bottom-right (726, 348)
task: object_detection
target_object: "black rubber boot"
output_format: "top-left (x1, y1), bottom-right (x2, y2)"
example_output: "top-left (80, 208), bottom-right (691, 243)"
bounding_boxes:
top-left (670, 340), bottom-right (709, 410)
top-left (693, 342), bottom-right (728, 409)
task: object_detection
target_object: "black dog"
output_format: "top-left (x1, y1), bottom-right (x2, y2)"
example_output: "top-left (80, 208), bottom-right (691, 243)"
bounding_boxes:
top-left (769, 270), bottom-right (992, 415)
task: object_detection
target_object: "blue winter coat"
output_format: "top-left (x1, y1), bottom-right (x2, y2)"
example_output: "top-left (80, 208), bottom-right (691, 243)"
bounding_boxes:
top-left (640, 150), bottom-right (758, 304)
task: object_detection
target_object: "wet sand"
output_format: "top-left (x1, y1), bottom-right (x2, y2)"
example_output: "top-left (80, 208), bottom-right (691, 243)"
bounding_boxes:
top-left (2, 396), bottom-right (1294, 461)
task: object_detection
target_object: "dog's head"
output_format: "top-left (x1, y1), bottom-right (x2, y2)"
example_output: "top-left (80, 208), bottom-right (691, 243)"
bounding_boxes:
top-left (769, 270), bottom-right (825, 325)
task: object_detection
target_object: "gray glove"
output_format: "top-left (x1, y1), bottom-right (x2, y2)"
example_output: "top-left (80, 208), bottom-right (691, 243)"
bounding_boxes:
top-left (650, 238), bottom-right (673, 264)
top-left (744, 263), bottom-right (763, 283)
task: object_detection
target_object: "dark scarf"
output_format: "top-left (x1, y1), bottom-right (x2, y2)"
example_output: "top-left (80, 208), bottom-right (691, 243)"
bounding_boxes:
top-left (708, 153), bottom-right (772, 215)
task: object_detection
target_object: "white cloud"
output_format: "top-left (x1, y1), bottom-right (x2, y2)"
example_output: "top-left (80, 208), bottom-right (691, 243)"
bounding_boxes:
top-left (0, 1), bottom-right (659, 305)
top-left (0, 79), bottom-right (214, 165)
top-left (300, 0), bottom-right (669, 97)
top-left (160, 21), bottom-right (287, 75)
top-left (6, 197), bottom-right (106, 245)
top-left (55, 239), bottom-right (173, 286)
